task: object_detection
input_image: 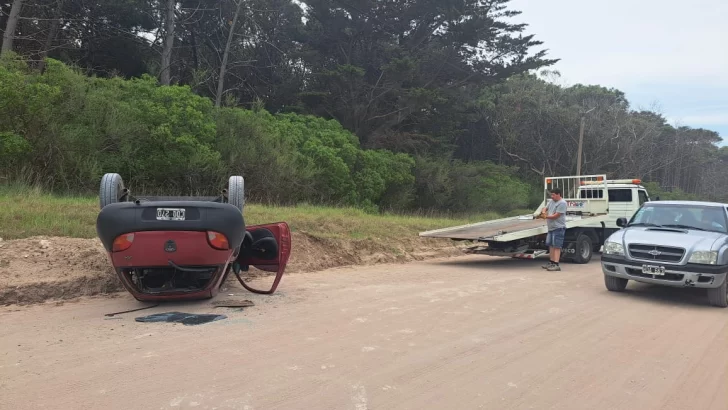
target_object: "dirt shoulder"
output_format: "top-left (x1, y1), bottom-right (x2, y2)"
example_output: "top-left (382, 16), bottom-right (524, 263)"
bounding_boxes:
top-left (0, 189), bottom-right (495, 305)
top-left (0, 233), bottom-right (467, 306)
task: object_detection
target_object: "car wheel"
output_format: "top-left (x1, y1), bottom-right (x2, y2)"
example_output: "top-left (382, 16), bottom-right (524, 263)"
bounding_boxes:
top-left (572, 234), bottom-right (593, 264)
top-left (99, 173), bottom-right (125, 209)
top-left (604, 274), bottom-right (628, 292)
top-left (228, 176), bottom-right (245, 213)
top-left (707, 276), bottom-right (728, 308)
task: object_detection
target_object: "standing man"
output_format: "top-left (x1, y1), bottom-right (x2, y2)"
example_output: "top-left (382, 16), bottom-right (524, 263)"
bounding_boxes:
top-left (539, 188), bottom-right (567, 271)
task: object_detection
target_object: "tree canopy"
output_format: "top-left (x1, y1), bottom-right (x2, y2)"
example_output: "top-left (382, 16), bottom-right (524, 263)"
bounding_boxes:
top-left (1, 0), bottom-right (726, 211)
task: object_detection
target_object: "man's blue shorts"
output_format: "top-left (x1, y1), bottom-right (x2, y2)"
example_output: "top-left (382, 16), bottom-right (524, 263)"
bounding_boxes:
top-left (546, 228), bottom-right (566, 249)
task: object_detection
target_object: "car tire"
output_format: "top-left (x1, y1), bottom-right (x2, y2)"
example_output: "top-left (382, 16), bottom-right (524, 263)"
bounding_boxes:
top-left (99, 173), bottom-right (125, 210)
top-left (707, 276), bottom-right (728, 308)
top-left (228, 176), bottom-right (245, 213)
top-left (572, 234), bottom-right (593, 264)
top-left (604, 274), bottom-right (628, 292)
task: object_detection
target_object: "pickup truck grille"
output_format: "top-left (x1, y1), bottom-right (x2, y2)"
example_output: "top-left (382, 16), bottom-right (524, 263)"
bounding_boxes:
top-left (628, 244), bottom-right (685, 263)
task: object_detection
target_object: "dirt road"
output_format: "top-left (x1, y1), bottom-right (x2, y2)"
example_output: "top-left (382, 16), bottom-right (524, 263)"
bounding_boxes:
top-left (2, 256), bottom-right (727, 410)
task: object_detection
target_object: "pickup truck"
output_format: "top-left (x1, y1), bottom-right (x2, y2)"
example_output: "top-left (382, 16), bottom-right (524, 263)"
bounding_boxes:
top-left (601, 200), bottom-right (728, 307)
top-left (419, 174), bottom-right (651, 264)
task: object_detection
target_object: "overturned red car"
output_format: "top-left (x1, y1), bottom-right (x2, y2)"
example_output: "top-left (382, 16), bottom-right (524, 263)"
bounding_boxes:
top-left (95, 173), bottom-right (291, 302)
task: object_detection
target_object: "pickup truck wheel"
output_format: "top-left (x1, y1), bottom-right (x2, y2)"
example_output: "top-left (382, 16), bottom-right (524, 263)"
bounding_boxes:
top-left (572, 234), bottom-right (593, 264)
top-left (707, 277), bottom-right (728, 308)
top-left (99, 173), bottom-right (125, 209)
top-left (228, 176), bottom-right (245, 212)
top-left (604, 275), bottom-right (628, 292)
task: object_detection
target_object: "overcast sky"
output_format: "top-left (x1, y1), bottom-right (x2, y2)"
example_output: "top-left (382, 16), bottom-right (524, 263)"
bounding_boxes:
top-left (509, 0), bottom-right (728, 145)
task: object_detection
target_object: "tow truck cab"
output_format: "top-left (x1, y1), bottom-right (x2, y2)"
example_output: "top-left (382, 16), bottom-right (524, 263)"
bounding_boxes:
top-left (575, 179), bottom-right (651, 236)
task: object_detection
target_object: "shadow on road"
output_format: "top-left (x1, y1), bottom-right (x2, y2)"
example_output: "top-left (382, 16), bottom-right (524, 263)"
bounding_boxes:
top-left (609, 282), bottom-right (717, 309)
top-left (433, 255), bottom-right (602, 272)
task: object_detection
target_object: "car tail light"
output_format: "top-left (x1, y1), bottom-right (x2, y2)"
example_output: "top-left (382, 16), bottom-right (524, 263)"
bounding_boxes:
top-left (112, 233), bottom-right (135, 252)
top-left (207, 231), bottom-right (229, 250)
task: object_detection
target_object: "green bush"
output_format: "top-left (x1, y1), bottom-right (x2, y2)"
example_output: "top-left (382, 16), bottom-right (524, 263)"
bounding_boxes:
top-left (0, 57), bottom-right (419, 209)
top-left (0, 132), bottom-right (32, 167)
top-left (214, 108), bottom-right (311, 203)
top-left (447, 161), bottom-right (531, 213)
top-left (0, 56), bottom-right (538, 214)
top-left (213, 109), bottom-right (416, 209)
top-left (642, 182), bottom-right (700, 201)
top-left (0, 58), bottom-right (223, 192)
top-left (412, 157), bottom-right (531, 214)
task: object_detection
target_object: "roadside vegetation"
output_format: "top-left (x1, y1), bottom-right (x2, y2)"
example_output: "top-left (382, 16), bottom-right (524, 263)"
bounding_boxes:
top-left (0, 184), bottom-right (532, 241)
top-left (3, 0), bottom-right (725, 219)
top-left (0, 185), bottom-right (532, 306)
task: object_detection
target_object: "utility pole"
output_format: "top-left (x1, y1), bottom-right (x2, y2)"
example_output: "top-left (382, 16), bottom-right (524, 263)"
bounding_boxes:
top-left (576, 107), bottom-right (595, 176)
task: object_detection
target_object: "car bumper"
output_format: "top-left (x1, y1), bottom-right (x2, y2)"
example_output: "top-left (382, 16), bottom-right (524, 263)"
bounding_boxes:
top-left (96, 201), bottom-right (245, 252)
top-left (601, 255), bottom-right (728, 289)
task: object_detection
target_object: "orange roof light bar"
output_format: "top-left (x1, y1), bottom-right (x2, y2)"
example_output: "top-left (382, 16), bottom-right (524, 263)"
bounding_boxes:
top-left (580, 178), bottom-right (642, 185)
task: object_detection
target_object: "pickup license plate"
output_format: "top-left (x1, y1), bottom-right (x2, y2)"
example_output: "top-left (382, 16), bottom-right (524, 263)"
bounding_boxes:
top-left (156, 208), bottom-right (186, 221)
top-left (642, 265), bottom-right (665, 276)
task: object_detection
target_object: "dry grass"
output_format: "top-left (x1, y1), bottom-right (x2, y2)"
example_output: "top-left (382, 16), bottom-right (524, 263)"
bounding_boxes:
top-left (0, 185), bottom-right (526, 241)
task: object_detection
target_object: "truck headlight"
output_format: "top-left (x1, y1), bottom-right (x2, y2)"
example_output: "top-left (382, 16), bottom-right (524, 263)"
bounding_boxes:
top-left (604, 241), bottom-right (624, 256)
top-left (688, 251), bottom-right (718, 265)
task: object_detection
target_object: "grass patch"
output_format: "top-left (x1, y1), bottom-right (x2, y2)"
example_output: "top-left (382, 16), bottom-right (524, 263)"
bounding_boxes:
top-left (0, 185), bottom-right (532, 241)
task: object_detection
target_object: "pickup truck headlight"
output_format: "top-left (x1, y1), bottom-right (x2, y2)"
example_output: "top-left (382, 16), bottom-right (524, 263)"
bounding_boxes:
top-left (688, 251), bottom-right (718, 265)
top-left (604, 241), bottom-right (624, 256)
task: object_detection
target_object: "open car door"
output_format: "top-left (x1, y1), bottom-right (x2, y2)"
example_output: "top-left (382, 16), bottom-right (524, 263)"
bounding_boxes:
top-left (233, 222), bottom-right (291, 294)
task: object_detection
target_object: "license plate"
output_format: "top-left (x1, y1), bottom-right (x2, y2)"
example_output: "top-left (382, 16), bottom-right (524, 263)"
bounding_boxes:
top-left (156, 208), bottom-right (186, 221)
top-left (642, 265), bottom-right (665, 276)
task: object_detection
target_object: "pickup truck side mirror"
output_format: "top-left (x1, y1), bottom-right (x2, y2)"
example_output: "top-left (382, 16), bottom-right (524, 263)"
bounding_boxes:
top-left (616, 217), bottom-right (628, 228)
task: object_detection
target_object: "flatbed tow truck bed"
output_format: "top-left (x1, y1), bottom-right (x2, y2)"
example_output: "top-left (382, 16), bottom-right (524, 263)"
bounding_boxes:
top-left (419, 214), bottom-right (608, 242)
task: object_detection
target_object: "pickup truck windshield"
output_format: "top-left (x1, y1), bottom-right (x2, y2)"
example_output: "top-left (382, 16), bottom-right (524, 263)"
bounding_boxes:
top-left (629, 204), bottom-right (728, 234)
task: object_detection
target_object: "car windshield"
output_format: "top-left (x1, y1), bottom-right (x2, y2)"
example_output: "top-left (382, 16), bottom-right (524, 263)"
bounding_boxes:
top-left (629, 204), bottom-right (728, 234)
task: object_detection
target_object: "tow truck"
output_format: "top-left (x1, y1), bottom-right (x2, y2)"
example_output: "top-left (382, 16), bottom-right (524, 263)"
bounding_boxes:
top-left (419, 175), bottom-right (651, 264)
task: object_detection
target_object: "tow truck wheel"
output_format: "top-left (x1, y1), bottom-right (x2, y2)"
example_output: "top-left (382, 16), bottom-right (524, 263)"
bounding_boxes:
top-left (572, 234), bottom-right (593, 264)
top-left (604, 274), bottom-right (628, 292)
top-left (707, 277), bottom-right (728, 308)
